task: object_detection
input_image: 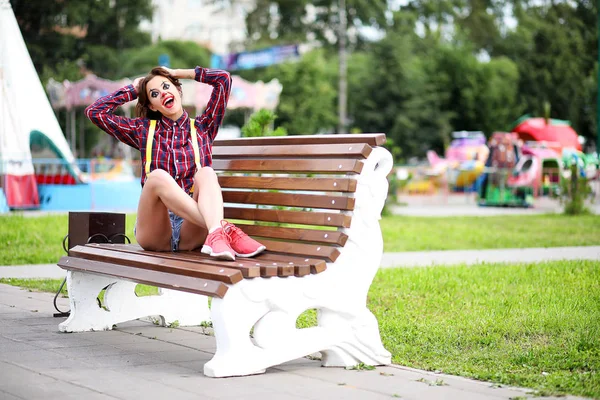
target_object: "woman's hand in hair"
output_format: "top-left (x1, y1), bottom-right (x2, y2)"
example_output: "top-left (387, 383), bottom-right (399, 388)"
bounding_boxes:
top-left (161, 67), bottom-right (177, 77)
top-left (132, 76), bottom-right (143, 94)
top-left (161, 67), bottom-right (195, 80)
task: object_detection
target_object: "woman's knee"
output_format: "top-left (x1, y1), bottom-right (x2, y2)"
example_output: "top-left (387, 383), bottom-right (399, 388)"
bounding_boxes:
top-left (194, 167), bottom-right (219, 188)
top-left (145, 169), bottom-right (173, 188)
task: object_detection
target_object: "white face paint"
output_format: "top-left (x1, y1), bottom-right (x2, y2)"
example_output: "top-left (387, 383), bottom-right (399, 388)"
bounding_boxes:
top-left (146, 76), bottom-right (183, 120)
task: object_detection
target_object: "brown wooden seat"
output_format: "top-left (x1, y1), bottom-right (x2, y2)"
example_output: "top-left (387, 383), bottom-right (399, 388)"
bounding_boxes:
top-left (58, 134), bottom-right (386, 299)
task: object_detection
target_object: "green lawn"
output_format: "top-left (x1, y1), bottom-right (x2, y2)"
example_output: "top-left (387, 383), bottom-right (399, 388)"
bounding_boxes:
top-left (2, 259), bottom-right (598, 398)
top-left (381, 214), bottom-right (600, 252)
top-left (0, 213), bottom-right (137, 265)
top-left (369, 260), bottom-right (599, 398)
top-left (1, 213), bottom-right (599, 265)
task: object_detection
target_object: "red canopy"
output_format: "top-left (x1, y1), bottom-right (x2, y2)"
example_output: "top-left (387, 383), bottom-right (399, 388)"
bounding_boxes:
top-left (512, 118), bottom-right (581, 154)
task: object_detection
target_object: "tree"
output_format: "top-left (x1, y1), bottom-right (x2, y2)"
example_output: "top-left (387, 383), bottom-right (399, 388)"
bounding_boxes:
top-left (119, 40), bottom-right (212, 78)
top-left (495, 2), bottom-right (592, 141)
top-left (241, 49), bottom-right (338, 135)
top-left (10, 0), bottom-right (153, 81)
top-left (241, 109), bottom-right (287, 137)
top-left (243, 0), bottom-right (388, 49)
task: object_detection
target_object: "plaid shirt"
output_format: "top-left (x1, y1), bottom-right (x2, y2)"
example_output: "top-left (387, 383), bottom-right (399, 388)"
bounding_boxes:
top-left (85, 67), bottom-right (232, 194)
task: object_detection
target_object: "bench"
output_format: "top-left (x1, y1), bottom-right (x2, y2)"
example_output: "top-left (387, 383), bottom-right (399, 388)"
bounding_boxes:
top-left (58, 133), bottom-right (394, 377)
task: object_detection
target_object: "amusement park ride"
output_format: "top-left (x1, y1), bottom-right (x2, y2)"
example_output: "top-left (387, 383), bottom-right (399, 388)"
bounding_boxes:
top-left (405, 116), bottom-right (598, 208)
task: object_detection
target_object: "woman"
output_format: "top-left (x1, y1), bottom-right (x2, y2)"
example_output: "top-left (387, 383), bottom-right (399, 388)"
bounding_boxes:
top-left (85, 66), bottom-right (265, 261)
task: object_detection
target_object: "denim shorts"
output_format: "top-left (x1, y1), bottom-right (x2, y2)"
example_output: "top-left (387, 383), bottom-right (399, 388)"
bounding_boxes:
top-left (134, 210), bottom-right (184, 252)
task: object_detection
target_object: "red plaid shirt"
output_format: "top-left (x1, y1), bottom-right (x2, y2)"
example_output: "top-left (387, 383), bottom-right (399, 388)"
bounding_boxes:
top-left (85, 67), bottom-right (232, 194)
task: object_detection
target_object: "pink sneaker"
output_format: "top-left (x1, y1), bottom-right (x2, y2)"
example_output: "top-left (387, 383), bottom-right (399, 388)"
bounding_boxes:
top-left (223, 222), bottom-right (266, 258)
top-left (201, 227), bottom-right (235, 261)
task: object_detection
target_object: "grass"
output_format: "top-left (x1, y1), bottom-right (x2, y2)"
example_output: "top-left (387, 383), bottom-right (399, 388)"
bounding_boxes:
top-left (380, 214), bottom-right (600, 252)
top-left (1, 213), bottom-right (599, 265)
top-left (5, 260), bottom-right (598, 397)
top-left (0, 213), bottom-right (137, 265)
top-left (368, 260), bottom-right (600, 398)
top-left (0, 278), bottom-right (158, 298)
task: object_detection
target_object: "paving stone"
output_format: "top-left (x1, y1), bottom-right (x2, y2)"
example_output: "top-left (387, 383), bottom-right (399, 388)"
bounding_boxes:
top-left (9, 352), bottom-right (95, 371)
top-left (149, 373), bottom-right (279, 399)
top-left (49, 368), bottom-right (153, 393)
top-left (1, 380), bottom-right (110, 400)
top-left (106, 340), bottom-right (184, 353)
top-left (115, 383), bottom-right (218, 400)
top-left (78, 352), bottom-right (163, 368)
top-left (78, 331), bottom-right (157, 345)
top-left (58, 393), bottom-right (119, 400)
top-left (0, 361), bottom-right (58, 386)
top-left (233, 370), bottom-right (394, 400)
top-left (114, 362), bottom-right (197, 379)
top-left (48, 344), bottom-right (140, 358)
top-left (145, 349), bottom-right (208, 363)
top-left (0, 340), bottom-right (39, 354)
top-left (25, 336), bottom-right (97, 349)
top-left (171, 336), bottom-right (217, 351)
top-left (0, 390), bottom-right (24, 400)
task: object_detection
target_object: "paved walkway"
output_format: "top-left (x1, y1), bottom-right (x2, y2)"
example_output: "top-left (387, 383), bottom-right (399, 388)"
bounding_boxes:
top-left (0, 283), bottom-right (589, 400)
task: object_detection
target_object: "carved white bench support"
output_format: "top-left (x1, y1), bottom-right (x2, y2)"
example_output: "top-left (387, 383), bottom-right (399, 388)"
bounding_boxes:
top-left (59, 271), bottom-right (210, 332)
top-left (204, 147), bottom-right (393, 377)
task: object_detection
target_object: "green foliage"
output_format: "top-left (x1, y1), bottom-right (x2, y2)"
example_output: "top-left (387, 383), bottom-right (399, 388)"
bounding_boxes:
top-left (494, 1), bottom-right (595, 140)
top-left (556, 164), bottom-right (594, 215)
top-left (243, 49), bottom-right (338, 135)
top-left (244, 0), bottom-right (388, 49)
top-left (241, 109), bottom-right (287, 137)
top-left (11, 0), bottom-right (153, 80)
top-left (119, 40), bottom-right (212, 78)
top-left (13, 0), bottom-right (599, 159)
top-left (346, 363), bottom-right (376, 371)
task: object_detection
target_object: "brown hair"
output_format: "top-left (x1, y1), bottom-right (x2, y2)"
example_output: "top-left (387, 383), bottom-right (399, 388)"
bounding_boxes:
top-left (135, 67), bottom-right (182, 119)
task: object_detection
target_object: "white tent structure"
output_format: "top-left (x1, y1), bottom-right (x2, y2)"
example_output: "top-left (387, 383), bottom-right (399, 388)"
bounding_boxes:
top-left (0, 0), bottom-right (78, 209)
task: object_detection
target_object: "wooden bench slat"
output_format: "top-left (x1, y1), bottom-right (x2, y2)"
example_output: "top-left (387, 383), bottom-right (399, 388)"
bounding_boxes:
top-left (213, 133), bottom-right (386, 147)
top-left (258, 239), bottom-right (341, 262)
top-left (223, 191), bottom-right (355, 211)
top-left (213, 159), bottom-right (363, 174)
top-left (89, 244), bottom-right (316, 278)
top-left (251, 253), bottom-right (312, 276)
top-left (224, 207), bottom-right (351, 228)
top-left (58, 256), bottom-right (228, 298)
top-left (86, 243), bottom-right (324, 278)
top-left (253, 252), bottom-right (326, 274)
top-left (213, 143), bottom-right (372, 159)
top-left (69, 245), bottom-right (243, 284)
top-left (86, 243), bottom-right (262, 278)
top-left (234, 224), bottom-right (347, 246)
top-left (218, 176), bottom-right (357, 193)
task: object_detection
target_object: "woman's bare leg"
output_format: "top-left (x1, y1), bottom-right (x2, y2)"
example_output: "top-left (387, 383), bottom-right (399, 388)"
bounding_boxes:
top-left (178, 167), bottom-right (224, 250)
top-left (135, 169), bottom-right (207, 251)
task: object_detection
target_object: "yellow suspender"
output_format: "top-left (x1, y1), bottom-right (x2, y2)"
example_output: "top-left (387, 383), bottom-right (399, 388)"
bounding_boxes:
top-left (190, 121), bottom-right (201, 170)
top-left (144, 120), bottom-right (157, 175)
top-left (145, 120), bottom-right (201, 192)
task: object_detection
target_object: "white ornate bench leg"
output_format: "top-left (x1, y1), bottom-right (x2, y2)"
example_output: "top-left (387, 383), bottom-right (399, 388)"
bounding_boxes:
top-left (320, 307), bottom-right (391, 367)
top-left (101, 282), bottom-right (211, 328)
top-left (204, 285), bottom-right (269, 377)
top-left (155, 289), bottom-right (210, 327)
top-left (60, 273), bottom-right (212, 333)
top-left (59, 271), bottom-right (119, 332)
